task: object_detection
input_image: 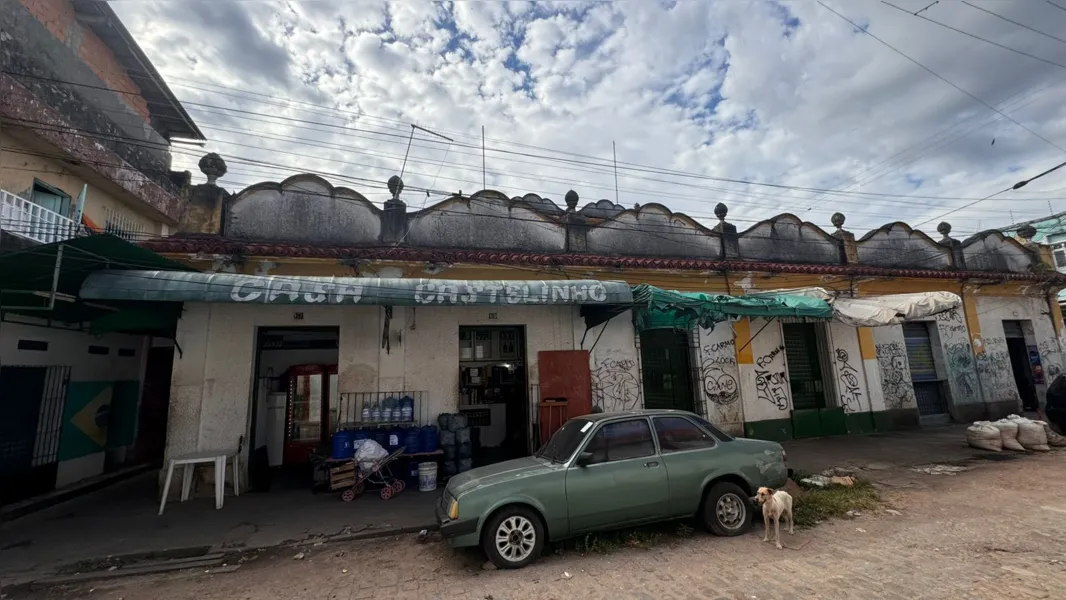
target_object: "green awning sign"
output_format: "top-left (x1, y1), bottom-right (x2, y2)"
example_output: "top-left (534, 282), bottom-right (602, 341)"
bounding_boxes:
top-left (80, 270), bottom-right (634, 307)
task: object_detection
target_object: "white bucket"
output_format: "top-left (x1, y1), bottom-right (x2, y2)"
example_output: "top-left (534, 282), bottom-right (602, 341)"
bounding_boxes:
top-left (418, 462), bottom-right (438, 492)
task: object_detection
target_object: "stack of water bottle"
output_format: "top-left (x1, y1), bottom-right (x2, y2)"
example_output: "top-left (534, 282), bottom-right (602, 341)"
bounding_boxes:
top-left (360, 395), bottom-right (415, 424)
top-left (437, 412), bottom-right (473, 477)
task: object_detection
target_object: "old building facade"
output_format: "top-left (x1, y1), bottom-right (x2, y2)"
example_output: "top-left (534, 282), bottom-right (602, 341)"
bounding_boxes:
top-left (94, 157), bottom-right (1066, 492)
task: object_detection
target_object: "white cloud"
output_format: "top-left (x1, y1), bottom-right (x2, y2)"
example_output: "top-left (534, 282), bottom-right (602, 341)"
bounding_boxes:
top-left (112, 0), bottom-right (1066, 236)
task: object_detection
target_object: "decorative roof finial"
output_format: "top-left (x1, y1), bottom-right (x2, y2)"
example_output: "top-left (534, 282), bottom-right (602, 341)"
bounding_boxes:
top-left (714, 202), bottom-right (728, 221)
top-left (831, 212), bottom-right (845, 230)
top-left (387, 175), bottom-right (404, 201)
top-left (564, 190), bottom-right (579, 211)
top-left (937, 221), bottom-right (952, 240)
top-left (198, 153), bottom-right (227, 186)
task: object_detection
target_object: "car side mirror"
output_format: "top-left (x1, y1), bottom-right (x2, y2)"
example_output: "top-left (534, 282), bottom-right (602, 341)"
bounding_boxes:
top-left (576, 452), bottom-right (593, 467)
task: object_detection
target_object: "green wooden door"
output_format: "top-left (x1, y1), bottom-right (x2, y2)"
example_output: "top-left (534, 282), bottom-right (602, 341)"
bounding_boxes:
top-left (639, 330), bottom-right (695, 412)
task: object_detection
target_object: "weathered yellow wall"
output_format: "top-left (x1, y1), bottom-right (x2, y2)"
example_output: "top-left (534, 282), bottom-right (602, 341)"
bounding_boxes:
top-left (1, 131), bottom-right (165, 235)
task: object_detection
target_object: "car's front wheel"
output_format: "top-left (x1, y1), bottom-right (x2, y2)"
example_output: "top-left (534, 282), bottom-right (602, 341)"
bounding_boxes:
top-left (482, 506), bottom-right (545, 569)
top-left (702, 481), bottom-right (752, 536)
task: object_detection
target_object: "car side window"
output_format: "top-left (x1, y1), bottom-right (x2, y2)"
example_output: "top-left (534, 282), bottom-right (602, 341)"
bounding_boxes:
top-left (585, 419), bottom-right (656, 464)
top-left (653, 417), bottom-right (717, 452)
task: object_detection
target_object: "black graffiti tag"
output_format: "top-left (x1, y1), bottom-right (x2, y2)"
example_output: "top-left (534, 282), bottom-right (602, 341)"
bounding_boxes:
top-left (835, 348), bottom-right (862, 413)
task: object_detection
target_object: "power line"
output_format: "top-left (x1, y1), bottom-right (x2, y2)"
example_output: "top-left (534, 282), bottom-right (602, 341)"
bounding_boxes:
top-left (882, 1), bottom-right (1066, 70)
top-left (12, 68), bottom-right (1062, 208)
top-left (817, 2), bottom-right (1066, 155)
top-left (960, 1), bottom-right (1066, 45)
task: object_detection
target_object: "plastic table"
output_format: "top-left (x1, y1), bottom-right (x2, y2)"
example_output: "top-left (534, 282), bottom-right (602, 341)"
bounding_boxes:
top-left (158, 449), bottom-right (240, 515)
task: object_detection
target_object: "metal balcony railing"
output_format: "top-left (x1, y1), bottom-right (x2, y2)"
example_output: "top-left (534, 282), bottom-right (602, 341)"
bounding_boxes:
top-left (1, 189), bottom-right (78, 244)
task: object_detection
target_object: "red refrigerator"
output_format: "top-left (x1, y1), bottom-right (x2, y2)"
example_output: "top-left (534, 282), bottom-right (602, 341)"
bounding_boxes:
top-left (283, 364), bottom-right (329, 465)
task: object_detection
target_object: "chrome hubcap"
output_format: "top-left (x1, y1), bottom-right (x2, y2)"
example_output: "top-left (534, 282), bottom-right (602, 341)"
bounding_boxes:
top-left (495, 516), bottom-right (536, 562)
top-left (716, 493), bottom-right (746, 530)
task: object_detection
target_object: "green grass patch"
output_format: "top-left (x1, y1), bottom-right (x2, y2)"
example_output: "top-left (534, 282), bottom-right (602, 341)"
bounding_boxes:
top-left (790, 475), bottom-right (882, 529)
top-left (558, 521), bottom-right (694, 556)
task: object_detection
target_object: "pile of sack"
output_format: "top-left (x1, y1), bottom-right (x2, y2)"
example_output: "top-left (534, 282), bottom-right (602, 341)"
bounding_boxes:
top-left (966, 414), bottom-right (1066, 452)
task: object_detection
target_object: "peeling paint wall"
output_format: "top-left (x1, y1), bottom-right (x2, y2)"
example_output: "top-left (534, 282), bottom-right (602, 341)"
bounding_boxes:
top-left (0, 132), bottom-right (164, 234)
top-left (696, 322), bottom-right (743, 433)
top-left (872, 325), bottom-right (917, 411)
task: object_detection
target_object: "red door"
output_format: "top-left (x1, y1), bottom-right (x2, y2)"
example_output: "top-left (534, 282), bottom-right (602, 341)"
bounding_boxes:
top-left (538, 350), bottom-right (592, 423)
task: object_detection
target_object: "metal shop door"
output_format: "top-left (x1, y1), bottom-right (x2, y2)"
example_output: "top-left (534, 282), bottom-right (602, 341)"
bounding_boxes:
top-left (639, 330), bottom-right (695, 412)
top-left (783, 323), bottom-right (846, 438)
top-left (0, 365), bottom-right (70, 504)
top-left (903, 323), bottom-right (948, 418)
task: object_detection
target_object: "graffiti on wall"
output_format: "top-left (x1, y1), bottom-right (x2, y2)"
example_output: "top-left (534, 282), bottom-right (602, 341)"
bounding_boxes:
top-left (937, 308), bottom-right (963, 324)
top-left (1038, 338), bottom-right (1064, 380)
top-left (834, 348), bottom-right (863, 413)
top-left (754, 345), bottom-right (789, 410)
top-left (755, 370), bottom-right (789, 410)
top-left (875, 341), bottom-right (915, 410)
top-left (701, 346), bottom-right (739, 406)
top-left (945, 341), bottom-right (979, 402)
top-left (974, 337), bottom-right (1019, 402)
top-left (591, 358), bottom-right (641, 412)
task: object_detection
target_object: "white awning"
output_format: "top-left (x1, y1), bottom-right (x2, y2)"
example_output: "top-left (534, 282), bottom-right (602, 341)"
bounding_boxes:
top-left (752, 288), bottom-right (962, 327)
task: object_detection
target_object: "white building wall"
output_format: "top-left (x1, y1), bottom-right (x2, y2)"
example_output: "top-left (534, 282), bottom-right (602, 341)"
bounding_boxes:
top-left (740, 319), bottom-right (792, 424)
top-left (0, 318), bottom-right (149, 487)
top-left (826, 322), bottom-right (873, 414)
top-left (577, 311), bottom-right (642, 413)
top-left (166, 302), bottom-right (581, 475)
top-left (872, 325), bottom-right (917, 411)
top-left (696, 322), bottom-right (743, 434)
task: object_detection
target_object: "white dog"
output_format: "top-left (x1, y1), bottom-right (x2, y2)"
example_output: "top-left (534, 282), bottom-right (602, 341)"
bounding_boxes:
top-left (755, 486), bottom-right (794, 549)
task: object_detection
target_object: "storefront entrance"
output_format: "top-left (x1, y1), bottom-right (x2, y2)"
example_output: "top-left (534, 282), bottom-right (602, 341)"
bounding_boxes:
top-left (638, 330), bottom-right (695, 412)
top-left (248, 327), bottom-right (339, 486)
top-left (1003, 320), bottom-right (1038, 411)
top-left (783, 323), bottom-right (846, 438)
top-left (458, 326), bottom-right (529, 465)
top-left (903, 322), bottom-right (949, 422)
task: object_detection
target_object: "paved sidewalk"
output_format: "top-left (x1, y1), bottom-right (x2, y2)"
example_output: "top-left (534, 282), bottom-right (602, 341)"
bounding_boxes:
top-left (0, 424), bottom-right (980, 585)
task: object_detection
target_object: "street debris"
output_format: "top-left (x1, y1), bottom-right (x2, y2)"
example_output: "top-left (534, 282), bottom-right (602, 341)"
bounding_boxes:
top-left (911, 465), bottom-right (969, 476)
top-left (885, 509), bottom-right (903, 516)
top-left (830, 476), bottom-right (856, 486)
top-left (856, 528), bottom-right (866, 533)
top-left (800, 475), bottom-right (832, 488)
top-left (292, 552), bottom-right (306, 560)
top-left (562, 571), bottom-right (572, 580)
top-left (416, 529), bottom-right (430, 543)
top-left (846, 510), bottom-right (862, 518)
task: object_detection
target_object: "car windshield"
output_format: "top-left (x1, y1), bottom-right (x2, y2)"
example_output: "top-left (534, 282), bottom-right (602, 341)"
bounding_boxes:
top-left (534, 419), bottom-right (592, 463)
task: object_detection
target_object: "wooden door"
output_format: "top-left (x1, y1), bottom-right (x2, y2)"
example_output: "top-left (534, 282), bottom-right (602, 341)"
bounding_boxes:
top-left (538, 350), bottom-right (592, 420)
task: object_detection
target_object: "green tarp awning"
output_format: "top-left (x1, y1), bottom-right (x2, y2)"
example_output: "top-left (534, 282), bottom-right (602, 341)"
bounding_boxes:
top-left (631, 284), bottom-right (833, 331)
top-left (0, 235), bottom-right (192, 335)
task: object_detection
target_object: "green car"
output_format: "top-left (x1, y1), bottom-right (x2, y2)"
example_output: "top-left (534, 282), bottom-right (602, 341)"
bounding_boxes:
top-left (435, 410), bottom-right (790, 569)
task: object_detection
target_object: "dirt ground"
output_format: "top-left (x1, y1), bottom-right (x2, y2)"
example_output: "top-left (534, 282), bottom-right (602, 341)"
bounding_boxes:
top-left (9, 451), bottom-right (1066, 600)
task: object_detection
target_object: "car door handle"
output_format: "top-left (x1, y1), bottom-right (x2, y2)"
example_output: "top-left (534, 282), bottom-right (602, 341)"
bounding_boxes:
top-left (643, 461), bottom-right (659, 468)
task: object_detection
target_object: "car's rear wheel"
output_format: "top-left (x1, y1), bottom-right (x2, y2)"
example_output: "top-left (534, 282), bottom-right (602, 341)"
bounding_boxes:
top-left (482, 506), bottom-right (544, 569)
top-left (702, 481), bottom-right (752, 536)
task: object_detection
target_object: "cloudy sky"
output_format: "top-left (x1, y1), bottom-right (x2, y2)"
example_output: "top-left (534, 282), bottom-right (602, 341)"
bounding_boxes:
top-left (111, 0), bottom-right (1066, 237)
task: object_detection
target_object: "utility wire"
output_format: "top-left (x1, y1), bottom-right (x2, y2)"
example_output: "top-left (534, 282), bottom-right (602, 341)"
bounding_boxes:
top-left (882, 1), bottom-right (1066, 70)
top-left (817, 2), bottom-right (1066, 155)
top-left (960, 1), bottom-right (1066, 45)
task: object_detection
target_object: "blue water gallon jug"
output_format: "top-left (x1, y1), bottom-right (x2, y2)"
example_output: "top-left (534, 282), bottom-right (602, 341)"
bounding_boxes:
top-left (332, 430), bottom-right (355, 459)
top-left (370, 428), bottom-right (388, 448)
top-left (352, 428), bottom-right (370, 441)
top-left (387, 426), bottom-right (403, 451)
top-left (419, 425), bottom-right (439, 453)
top-left (403, 427), bottom-right (420, 453)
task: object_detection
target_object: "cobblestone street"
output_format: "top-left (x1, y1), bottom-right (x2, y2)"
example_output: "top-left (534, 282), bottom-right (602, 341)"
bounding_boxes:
top-left (14, 452), bottom-right (1066, 600)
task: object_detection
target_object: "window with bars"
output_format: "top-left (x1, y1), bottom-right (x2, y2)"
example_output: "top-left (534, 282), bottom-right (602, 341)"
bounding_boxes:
top-left (103, 206), bottom-right (144, 242)
top-left (1054, 245), bottom-right (1066, 270)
